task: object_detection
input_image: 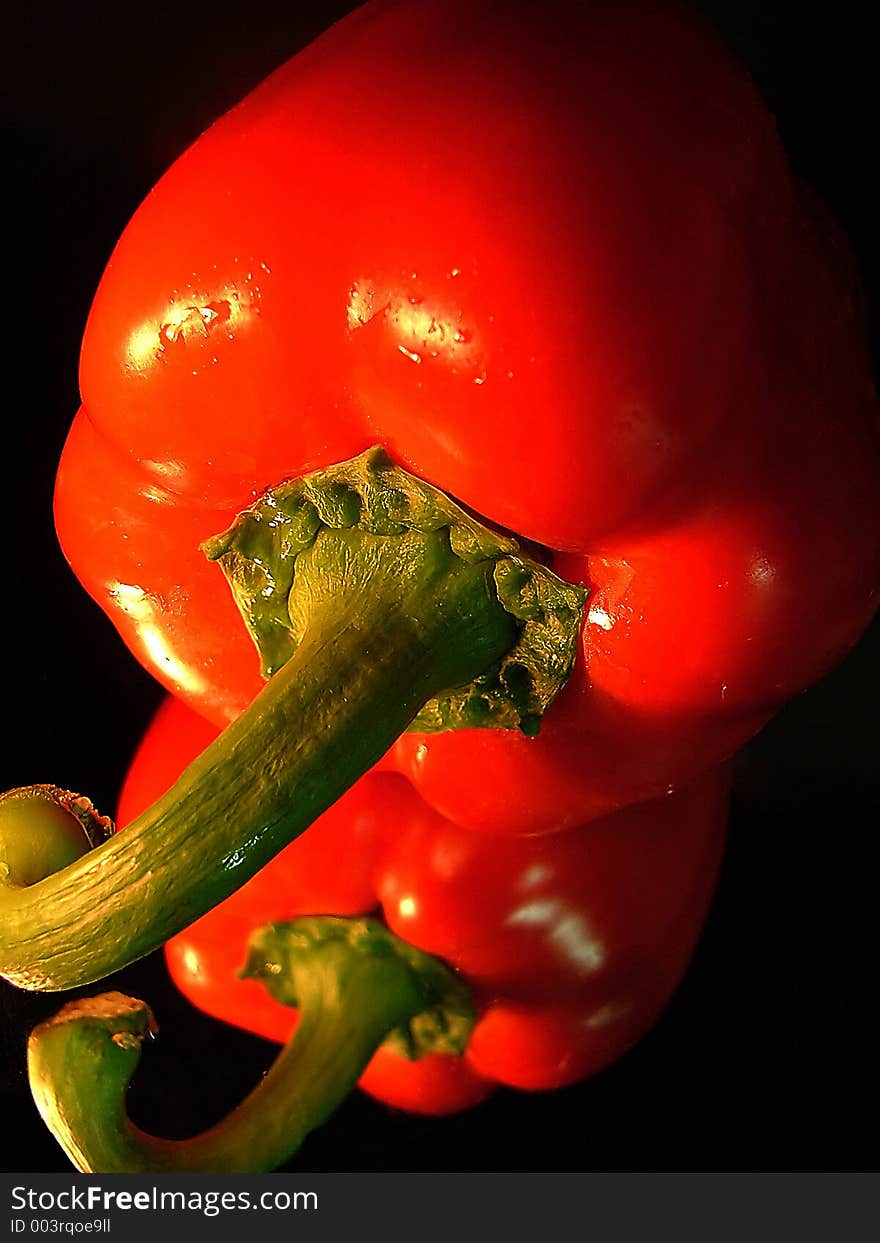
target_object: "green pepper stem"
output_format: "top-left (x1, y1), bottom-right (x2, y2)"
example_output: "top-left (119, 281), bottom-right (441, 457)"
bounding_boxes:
top-left (1, 538), bottom-right (513, 990)
top-left (28, 917), bottom-right (474, 1173)
top-left (1, 450), bottom-right (585, 992)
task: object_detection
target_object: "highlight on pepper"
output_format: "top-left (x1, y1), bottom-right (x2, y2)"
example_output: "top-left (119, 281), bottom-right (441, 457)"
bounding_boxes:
top-left (3, 0), bottom-right (878, 1173)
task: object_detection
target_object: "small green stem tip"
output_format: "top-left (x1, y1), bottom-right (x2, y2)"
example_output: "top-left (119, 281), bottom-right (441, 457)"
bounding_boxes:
top-left (0, 786), bottom-right (113, 888)
top-left (28, 917), bottom-right (474, 1173)
top-left (1, 448), bottom-right (586, 992)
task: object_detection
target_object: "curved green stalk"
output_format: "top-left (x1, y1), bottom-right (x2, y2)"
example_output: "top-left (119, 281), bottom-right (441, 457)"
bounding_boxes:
top-left (28, 917), bottom-right (474, 1173)
top-left (1, 449), bottom-right (586, 992)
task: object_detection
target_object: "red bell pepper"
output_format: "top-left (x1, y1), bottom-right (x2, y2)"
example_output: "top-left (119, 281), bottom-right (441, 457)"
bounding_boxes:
top-left (115, 696), bottom-right (729, 1115)
top-left (50, 0), bottom-right (878, 839)
top-left (23, 694), bottom-right (726, 1171)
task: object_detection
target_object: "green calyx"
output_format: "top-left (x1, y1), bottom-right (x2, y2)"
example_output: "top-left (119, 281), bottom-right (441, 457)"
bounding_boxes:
top-left (206, 446), bottom-right (587, 735)
top-left (0, 448), bottom-right (585, 994)
top-left (28, 917), bottom-right (473, 1173)
top-left (242, 915), bottom-right (475, 1060)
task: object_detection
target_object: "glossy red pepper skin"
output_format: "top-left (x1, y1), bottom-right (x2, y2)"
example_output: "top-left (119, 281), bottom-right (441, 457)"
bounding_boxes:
top-left (55, 0), bottom-right (880, 834)
top-left (117, 695), bottom-right (729, 1114)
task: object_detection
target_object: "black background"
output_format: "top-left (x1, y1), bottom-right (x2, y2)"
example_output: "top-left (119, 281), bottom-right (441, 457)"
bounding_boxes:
top-left (1, 0), bottom-right (878, 1173)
